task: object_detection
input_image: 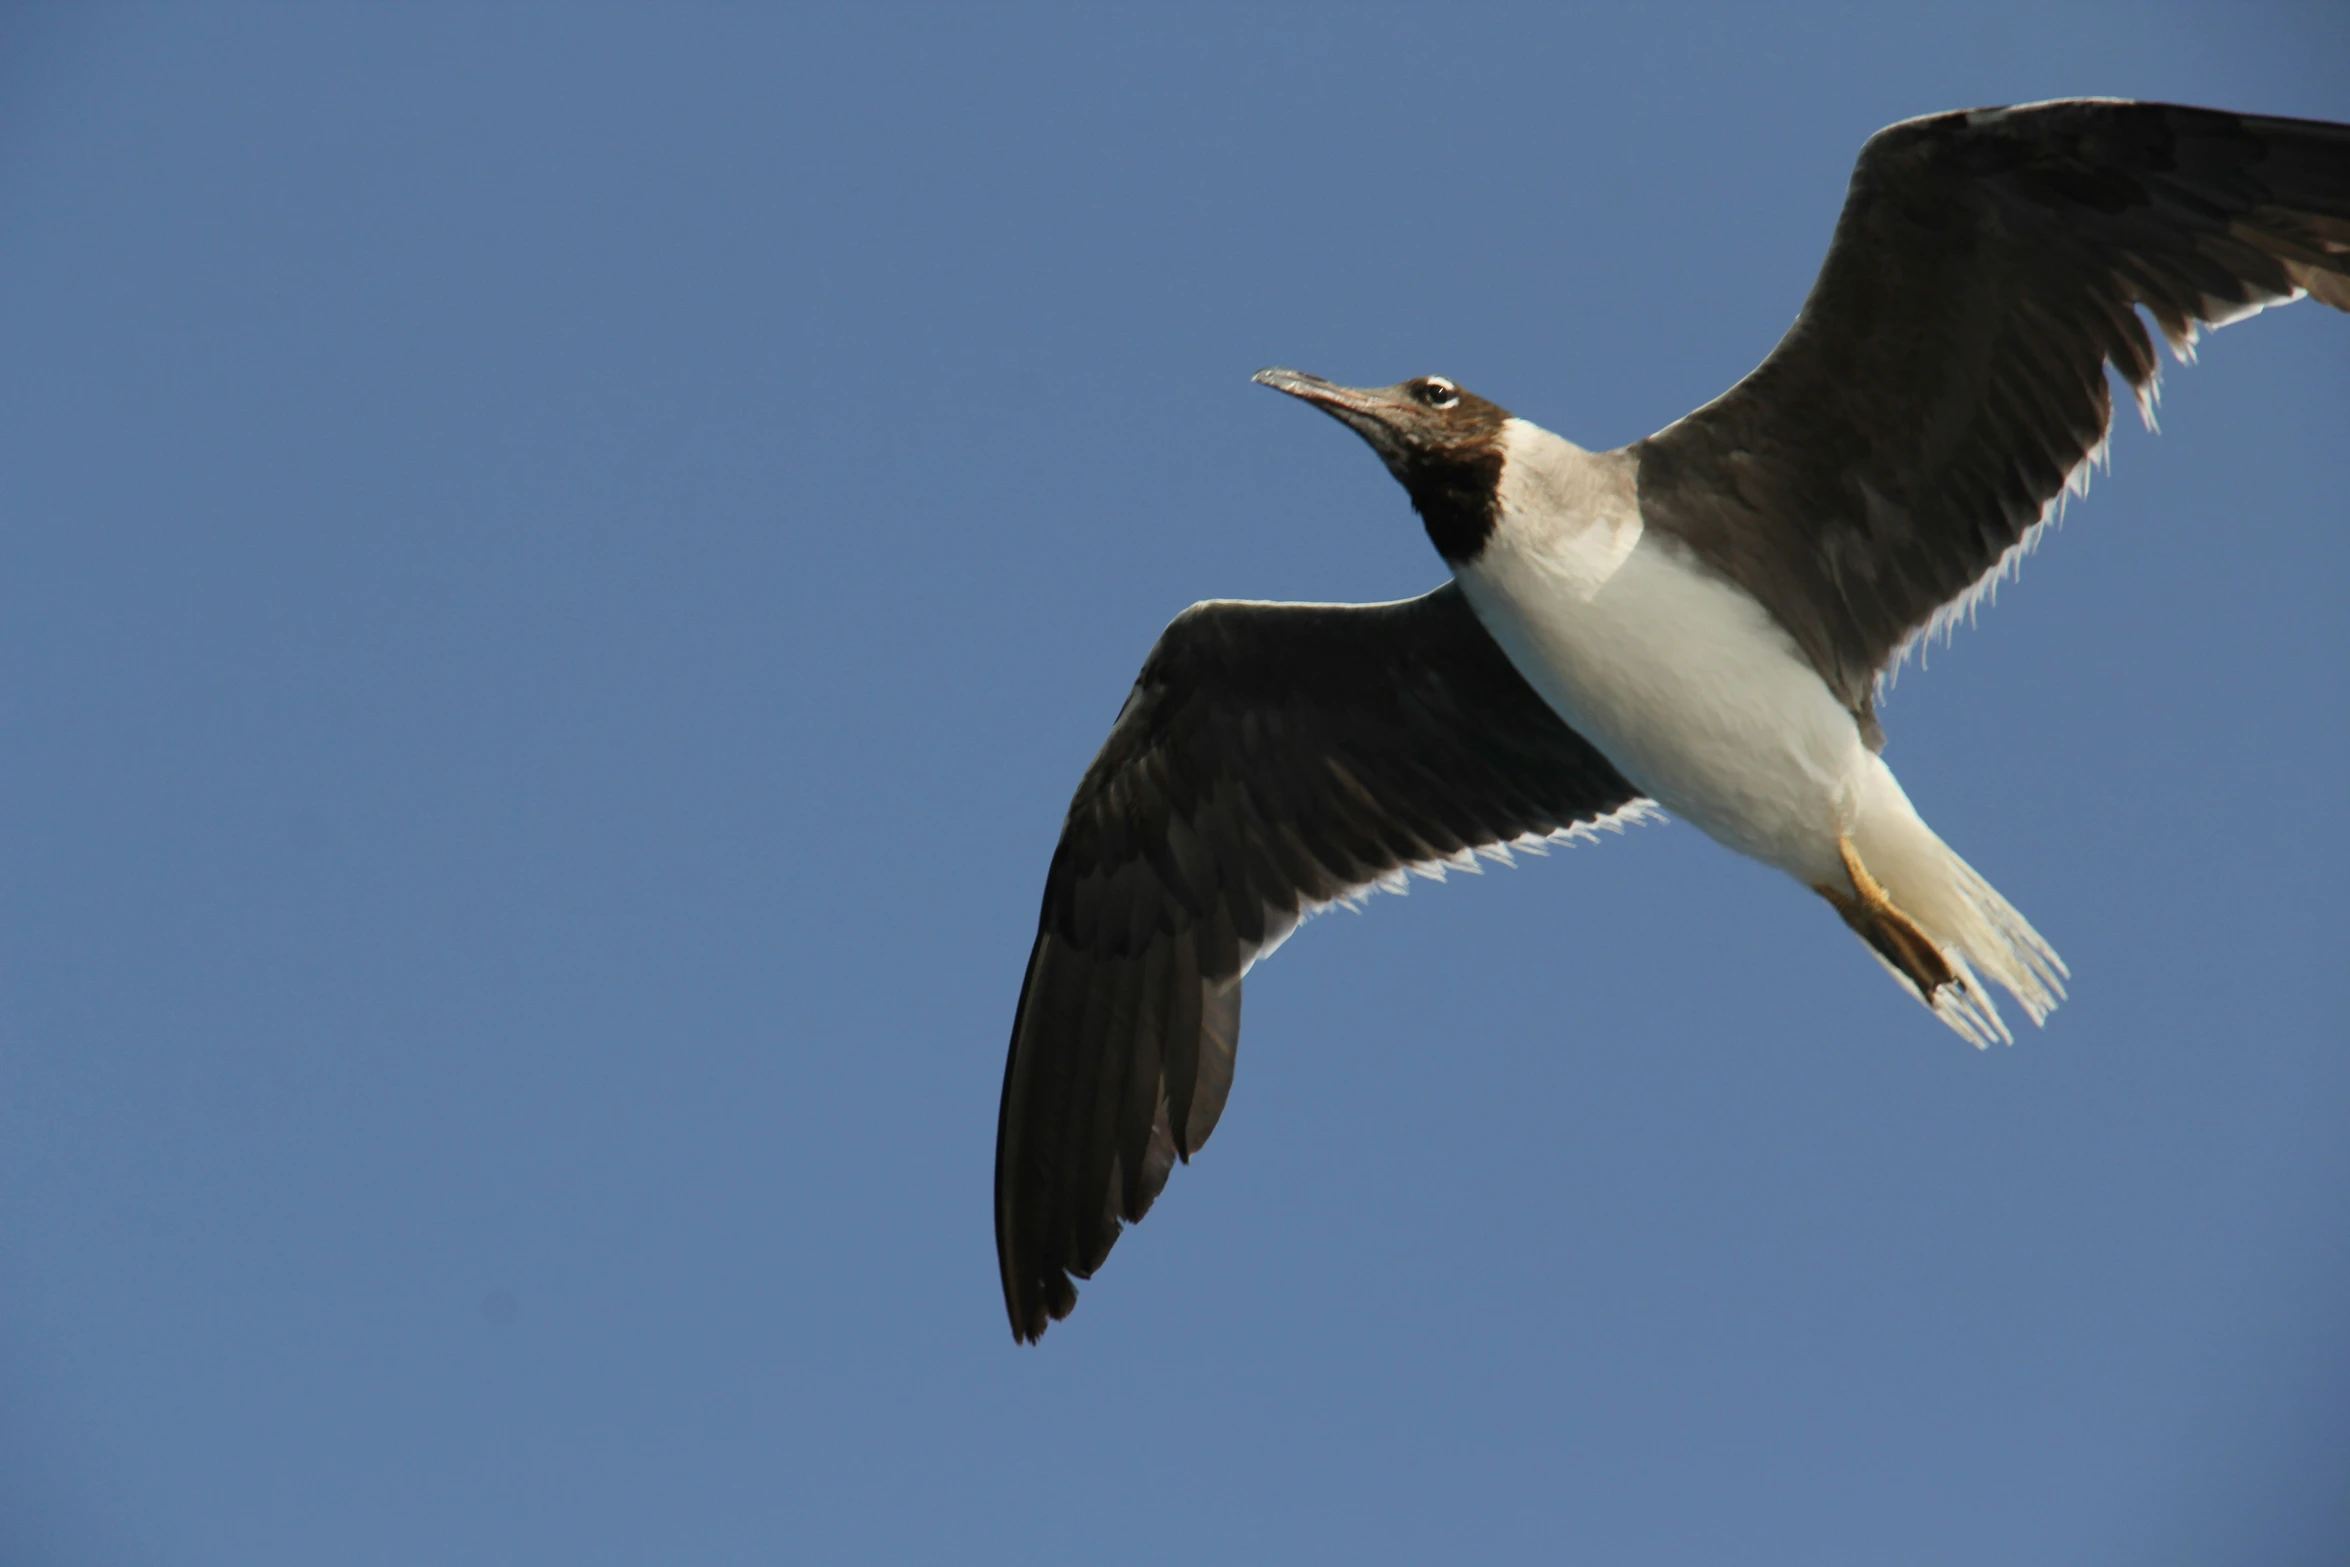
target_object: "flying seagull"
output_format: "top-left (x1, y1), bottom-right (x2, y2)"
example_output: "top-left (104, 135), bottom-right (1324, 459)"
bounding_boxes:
top-left (994, 99), bottom-right (2350, 1343)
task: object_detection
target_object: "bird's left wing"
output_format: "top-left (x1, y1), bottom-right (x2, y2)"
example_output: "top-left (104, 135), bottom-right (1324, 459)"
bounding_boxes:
top-left (1633, 99), bottom-right (2350, 725)
top-left (997, 583), bottom-right (1643, 1342)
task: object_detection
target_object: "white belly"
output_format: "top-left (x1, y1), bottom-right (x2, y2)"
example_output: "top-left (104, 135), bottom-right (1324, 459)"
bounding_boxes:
top-left (1444, 420), bottom-right (2064, 1041)
top-left (1454, 426), bottom-right (1868, 888)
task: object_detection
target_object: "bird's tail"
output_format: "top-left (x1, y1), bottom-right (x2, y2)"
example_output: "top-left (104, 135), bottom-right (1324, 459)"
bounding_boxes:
top-left (1843, 763), bottom-right (2068, 1048)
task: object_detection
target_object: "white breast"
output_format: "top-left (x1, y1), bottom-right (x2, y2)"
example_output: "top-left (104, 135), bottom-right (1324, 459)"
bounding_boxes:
top-left (1453, 419), bottom-right (1869, 889)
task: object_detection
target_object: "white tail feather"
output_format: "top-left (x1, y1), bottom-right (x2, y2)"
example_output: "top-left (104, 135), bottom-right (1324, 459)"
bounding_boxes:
top-left (1850, 759), bottom-right (2068, 1048)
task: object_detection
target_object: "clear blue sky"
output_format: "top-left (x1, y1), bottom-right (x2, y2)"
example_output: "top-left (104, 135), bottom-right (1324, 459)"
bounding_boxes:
top-left (4, 5), bottom-right (2345, 1563)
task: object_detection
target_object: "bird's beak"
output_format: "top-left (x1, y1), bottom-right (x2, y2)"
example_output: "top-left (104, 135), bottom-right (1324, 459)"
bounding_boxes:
top-left (1252, 367), bottom-right (1422, 453)
top-left (1253, 366), bottom-right (1396, 418)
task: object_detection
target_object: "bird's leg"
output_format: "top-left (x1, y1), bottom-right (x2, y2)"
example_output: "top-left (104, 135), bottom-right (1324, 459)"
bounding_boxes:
top-left (1815, 836), bottom-right (1958, 998)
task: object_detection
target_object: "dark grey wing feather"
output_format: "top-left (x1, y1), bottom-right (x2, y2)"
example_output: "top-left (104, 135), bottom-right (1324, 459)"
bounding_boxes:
top-left (995, 584), bottom-right (1641, 1342)
top-left (1635, 99), bottom-right (2350, 719)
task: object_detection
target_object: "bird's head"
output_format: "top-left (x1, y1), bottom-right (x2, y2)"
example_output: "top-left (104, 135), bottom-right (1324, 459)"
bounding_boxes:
top-left (1253, 367), bottom-right (1513, 564)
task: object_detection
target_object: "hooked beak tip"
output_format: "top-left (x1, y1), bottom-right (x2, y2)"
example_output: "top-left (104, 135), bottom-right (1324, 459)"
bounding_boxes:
top-left (1252, 366), bottom-right (1344, 405)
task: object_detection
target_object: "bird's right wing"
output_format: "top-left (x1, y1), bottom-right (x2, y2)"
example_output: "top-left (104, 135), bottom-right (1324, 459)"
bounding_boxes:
top-left (1634, 100), bottom-right (2350, 722)
top-left (995, 583), bottom-right (1647, 1342)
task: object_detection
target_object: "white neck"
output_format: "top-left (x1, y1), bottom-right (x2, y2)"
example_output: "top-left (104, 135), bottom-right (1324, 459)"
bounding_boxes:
top-left (1484, 418), bottom-right (1644, 600)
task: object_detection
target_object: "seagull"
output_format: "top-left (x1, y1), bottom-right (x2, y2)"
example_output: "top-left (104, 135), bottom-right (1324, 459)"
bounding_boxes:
top-left (994, 99), bottom-right (2350, 1343)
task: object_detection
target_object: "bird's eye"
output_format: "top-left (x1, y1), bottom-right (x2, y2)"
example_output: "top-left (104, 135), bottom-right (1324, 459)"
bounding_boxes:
top-left (1416, 377), bottom-right (1460, 409)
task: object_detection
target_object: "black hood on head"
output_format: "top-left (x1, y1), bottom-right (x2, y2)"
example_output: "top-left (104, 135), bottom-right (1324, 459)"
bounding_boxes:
top-left (1253, 368), bottom-right (1512, 564)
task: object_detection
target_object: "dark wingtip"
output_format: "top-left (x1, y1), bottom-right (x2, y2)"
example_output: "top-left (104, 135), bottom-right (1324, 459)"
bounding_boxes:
top-left (1006, 1272), bottom-right (1076, 1345)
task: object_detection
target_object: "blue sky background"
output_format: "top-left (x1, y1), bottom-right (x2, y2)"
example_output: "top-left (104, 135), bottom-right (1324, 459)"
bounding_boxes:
top-left (4, 5), bottom-right (2346, 1563)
